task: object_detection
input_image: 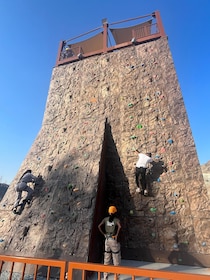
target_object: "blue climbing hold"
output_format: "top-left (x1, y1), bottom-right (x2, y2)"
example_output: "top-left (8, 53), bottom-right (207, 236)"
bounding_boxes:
top-left (167, 138), bottom-right (173, 144)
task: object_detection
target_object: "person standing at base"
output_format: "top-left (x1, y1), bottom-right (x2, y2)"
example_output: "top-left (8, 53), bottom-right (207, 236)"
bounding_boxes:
top-left (98, 206), bottom-right (121, 280)
top-left (13, 169), bottom-right (38, 214)
top-left (135, 150), bottom-right (153, 196)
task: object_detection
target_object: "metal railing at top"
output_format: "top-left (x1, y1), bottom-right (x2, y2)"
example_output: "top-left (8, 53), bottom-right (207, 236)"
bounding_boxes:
top-left (0, 255), bottom-right (209, 280)
top-left (56, 11), bottom-right (166, 66)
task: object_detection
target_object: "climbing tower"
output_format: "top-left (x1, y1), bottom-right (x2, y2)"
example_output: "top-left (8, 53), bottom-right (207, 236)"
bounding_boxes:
top-left (0, 11), bottom-right (209, 267)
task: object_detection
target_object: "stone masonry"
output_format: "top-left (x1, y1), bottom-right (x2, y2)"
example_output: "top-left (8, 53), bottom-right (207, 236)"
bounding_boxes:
top-left (0, 37), bottom-right (210, 267)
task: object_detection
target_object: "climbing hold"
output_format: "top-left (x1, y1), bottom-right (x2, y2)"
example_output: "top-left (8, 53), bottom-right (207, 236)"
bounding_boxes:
top-left (170, 211), bottom-right (176, 215)
top-left (167, 138), bottom-right (173, 144)
top-left (130, 135), bottom-right (137, 139)
top-left (173, 192), bottom-right (178, 197)
top-left (151, 232), bottom-right (156, 237)
top-left (157, 178), bottom-right (161, 182)
top-left (171, 169), bottom-right (175, 173)
top-left (202, 242), bottom-right (206, 246)
top-left (67, 184), bottom-right (73, 190)
top-left (74, 166), bottom-right (79, 169)
top-left (130, 116), bottom-right (134, 119)
top-left (128, 103), bottom-right (133, 107)
top-left (129, 210), bottom-right (134, 215)
top-left (0, 239), bottom-right (4, 243)
top-left (150, 207), bottom-right (157, 213)
top-left (160, 147), bottom-right (165, 153)
top-left (145, 97), bottom-right (150, 101)
top-left (173, 243), bottom-right (178, 249)
top-left (155, 155), bottom-right (160, 159)
top-left (136, 124), bottom-right (143, 129)
top-left (160, 117), bottom-right (166, 121)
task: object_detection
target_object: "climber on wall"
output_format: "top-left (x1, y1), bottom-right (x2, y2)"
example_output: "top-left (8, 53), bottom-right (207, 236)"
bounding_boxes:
top-left (12, 169), bottom-right (38, 214)
top-left (98, 206), bottom-right (121, 280)
top-left (135, 150), bottom-right (153, 196)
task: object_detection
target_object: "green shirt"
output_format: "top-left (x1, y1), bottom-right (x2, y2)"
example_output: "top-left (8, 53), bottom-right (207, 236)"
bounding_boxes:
top-left (103, 217), bottom-right (120, 235)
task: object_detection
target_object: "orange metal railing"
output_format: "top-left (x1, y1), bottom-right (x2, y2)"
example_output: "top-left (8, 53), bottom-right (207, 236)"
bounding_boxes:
top-left (0, 255), bottom-right (209, 280)
top-left (67, 261), bottom-right (210, 280)
top-left (0, 254), bottom-right (66, 280)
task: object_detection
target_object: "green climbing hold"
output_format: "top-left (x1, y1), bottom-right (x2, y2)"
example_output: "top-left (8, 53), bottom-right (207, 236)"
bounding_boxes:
top-left (130, 135), bottom-right (137, 139)
top-left (128, 103), bottom-right (133, 107)
top-left (136, 124), bottom-right (143, 129)
top-left (150, 207), bottom-right (157, 213)
top-left (67, 184), bottom-right (73, 190)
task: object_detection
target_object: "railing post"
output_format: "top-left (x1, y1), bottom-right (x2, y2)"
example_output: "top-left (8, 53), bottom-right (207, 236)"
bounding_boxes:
top-left (154, 10), bottom-right (166, 37)
top-left (102, 18), bottom-right (108, 53)
top-left (56, 41), bottom-right (64, 66)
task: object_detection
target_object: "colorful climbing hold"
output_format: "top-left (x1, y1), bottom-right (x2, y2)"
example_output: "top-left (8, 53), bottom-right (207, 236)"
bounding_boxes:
top-left (130, 135), bottom-right (137, 139)
top-left (167, 138), bottom-right (173, 144)
top-left (136, 124), bottom-right (143, 129)
top-left (157, 178), bottom-right (161, 182)
top-left (128, 103), bottom-right (133, 107)
top-left (151, 232), bottom-right (156, 237)
top-left (129, 210), bottom-right (134, 215)
top-left (170, 211), bottom-right (176, 215)
top-left (173, 243), bottom-right (178, 249)
top-left (150, 207), bottom-right (157, 213)
top-left (67, 184), bottom-right (73, 190)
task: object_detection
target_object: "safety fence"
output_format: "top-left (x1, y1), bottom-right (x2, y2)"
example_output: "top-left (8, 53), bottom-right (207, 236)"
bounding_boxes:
top-left (0, 255), bottom-right (209, 280)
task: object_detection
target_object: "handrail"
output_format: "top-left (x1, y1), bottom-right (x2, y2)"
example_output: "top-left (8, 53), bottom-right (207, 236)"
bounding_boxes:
top-left (67, 261), bottom-right (210, 280)
top-left (0, 255), bottom-right (209, 280)
top-left (55, 11), bottom-right (166, 66)
top-left (0, 255), bottom-right (66, 280)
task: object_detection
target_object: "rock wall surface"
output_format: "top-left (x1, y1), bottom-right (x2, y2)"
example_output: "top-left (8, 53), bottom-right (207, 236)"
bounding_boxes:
top-left (0, 37), bottom-right (209, 267)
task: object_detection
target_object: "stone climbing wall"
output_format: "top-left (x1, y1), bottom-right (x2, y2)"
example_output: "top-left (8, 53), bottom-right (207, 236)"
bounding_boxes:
top-left (0, 36), bottom-right (209, 267)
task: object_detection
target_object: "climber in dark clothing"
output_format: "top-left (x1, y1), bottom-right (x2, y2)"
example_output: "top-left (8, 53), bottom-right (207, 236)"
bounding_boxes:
top-left (13, 170), bottom-right (37, 213)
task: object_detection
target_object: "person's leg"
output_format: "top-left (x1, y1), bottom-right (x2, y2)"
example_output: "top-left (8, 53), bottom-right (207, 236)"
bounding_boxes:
top-left (109, 238), bottom-right (121, 279)
top-left (140, 168), bottom-right (146, 192)
top-left (24, 185), bottom-right (34, 203)
top-left (104, 239), bottom-right (112, 280)
top-left (13, 191), bottom-right (22, 209)
top-left (135, 167), bottom-right (141, 190)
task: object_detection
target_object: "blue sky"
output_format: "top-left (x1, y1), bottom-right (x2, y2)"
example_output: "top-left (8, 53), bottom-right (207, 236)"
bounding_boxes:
top-left (0, 0), bottom-right (209, 184)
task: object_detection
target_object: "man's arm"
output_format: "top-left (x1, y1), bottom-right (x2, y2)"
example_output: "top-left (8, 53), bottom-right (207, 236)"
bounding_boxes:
top-left (113, 220), bottom-right (121, 241)
top-left (98, 219), bottom-right (105, 237)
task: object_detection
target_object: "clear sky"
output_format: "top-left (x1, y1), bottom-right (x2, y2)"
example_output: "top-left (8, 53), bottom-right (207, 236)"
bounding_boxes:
top-left (0, 0), bottom-right (209, 184)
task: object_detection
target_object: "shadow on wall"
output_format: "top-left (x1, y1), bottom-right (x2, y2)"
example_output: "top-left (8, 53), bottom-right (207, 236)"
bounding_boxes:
top-left (88, 120), bottom-right (155, 264)
top-left (147, 160), bottom-right (166, 197)
top-left (168, 243), bottom-right (205, 267)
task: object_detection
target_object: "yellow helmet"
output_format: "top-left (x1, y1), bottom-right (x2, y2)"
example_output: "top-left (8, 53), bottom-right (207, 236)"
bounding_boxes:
top-left (108, 206), bottom-right (117, 214)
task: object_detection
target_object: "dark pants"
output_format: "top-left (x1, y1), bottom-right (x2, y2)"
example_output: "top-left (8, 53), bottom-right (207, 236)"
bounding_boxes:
top-left (135, 167), bottom-right (146, 190)
top-left (14, 182), bottom-right (34, 208)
